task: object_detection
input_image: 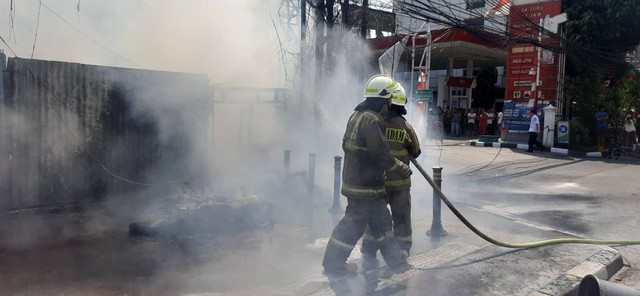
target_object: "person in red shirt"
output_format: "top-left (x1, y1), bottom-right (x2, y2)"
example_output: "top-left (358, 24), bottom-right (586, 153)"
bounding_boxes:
top-left (478, 108), bottom-right (488, 135)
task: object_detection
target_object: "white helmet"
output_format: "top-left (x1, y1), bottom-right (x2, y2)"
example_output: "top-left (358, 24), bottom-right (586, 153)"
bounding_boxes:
top-left (363, 74), bottom-right (399, 99)
top-left (391, 84), bottom-right (407, 106)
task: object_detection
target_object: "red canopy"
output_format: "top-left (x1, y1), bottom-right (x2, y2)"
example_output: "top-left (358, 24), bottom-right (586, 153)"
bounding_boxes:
top-left (447, 77), bottom-right (475, 88)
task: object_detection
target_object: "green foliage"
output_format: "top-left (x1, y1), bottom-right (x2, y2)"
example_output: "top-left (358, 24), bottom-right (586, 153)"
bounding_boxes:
top-left (472, 66), bottom-right (498, 109)
top-left (564, 0), bottom-right (640, 47)
top-left (563, 0), bottom-right (640, 77)
top-left (562, 0), bottom-right (640, 146)
top-left (564, 76), bottom-right (607, 128)
top-left (568, 120), bottom-right (592, 150)
top-left (613, 70), bottom-right (640, 111)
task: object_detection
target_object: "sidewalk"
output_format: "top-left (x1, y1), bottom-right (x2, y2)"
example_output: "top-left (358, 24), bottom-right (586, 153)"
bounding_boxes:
top-left (467, 139), bottom-right (640, 159)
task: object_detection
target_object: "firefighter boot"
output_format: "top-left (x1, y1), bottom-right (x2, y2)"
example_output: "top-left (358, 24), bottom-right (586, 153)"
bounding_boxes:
top-left (360, 238), bottom-right (380, 270)
top-left (323, 242), bottom-right (358, 276)
top-left (379, 238), bottom-right (411, 273)
top-left (397, 240), bottom-right (412, 255)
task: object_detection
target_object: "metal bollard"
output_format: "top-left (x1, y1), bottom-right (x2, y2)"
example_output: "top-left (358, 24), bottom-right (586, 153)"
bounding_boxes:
top-left (308, 153), bottom-right (316, 192)
top-left (329, 156), bottom-right (343, 213)
top-left (427, 166), bottom-right (447, 237)
top-left (283, 150), bottom-right (291, 176)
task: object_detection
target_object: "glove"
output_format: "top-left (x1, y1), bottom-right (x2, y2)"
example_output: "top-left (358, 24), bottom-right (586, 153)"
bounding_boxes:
top-left (399, 163), bottom-right (412, 179)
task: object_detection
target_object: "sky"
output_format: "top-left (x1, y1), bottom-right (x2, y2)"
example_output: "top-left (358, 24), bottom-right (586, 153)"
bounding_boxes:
top-left (0, 0), bottom-right (292, 87)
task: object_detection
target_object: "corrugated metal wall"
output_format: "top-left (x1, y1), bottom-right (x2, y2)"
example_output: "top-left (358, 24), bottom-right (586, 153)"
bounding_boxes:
top-left (1, 57), bottom-right (210, 211)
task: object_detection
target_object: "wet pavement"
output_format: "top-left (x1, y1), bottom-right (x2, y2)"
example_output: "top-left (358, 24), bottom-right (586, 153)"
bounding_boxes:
top-left (1, 137), bottom-right (639, 295)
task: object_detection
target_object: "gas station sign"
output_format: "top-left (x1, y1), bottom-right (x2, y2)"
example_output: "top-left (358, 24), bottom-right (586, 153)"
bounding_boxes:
top-left (505, 0), bottom-right (562, 102)
top-left (415, 89), bottom-right (433, 102)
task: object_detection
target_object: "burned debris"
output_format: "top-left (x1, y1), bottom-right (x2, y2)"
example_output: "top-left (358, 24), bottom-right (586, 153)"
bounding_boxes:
top-left (129, 182), bottom-right (273, 239)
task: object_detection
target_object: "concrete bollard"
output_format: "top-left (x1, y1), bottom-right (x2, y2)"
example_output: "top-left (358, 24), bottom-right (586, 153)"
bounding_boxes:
top-left (283, 150), bottom-right (291, 176)
top-left (329, 156), bottom-right (343, 213)
top-left (427, 166), bottom-right (447, 237)
top-left (307, 153), bottom-right (316, 192)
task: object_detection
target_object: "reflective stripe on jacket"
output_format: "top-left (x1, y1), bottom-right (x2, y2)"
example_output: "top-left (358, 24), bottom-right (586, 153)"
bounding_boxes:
top-left (384, 114), bottom-right (421, 191)
top-left (341, 110), bottom-right (404, 199)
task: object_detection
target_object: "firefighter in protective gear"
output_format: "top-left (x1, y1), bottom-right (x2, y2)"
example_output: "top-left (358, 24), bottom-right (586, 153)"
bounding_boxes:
top-left (361, 84), bottom-right (421, 269)
top-left (322, 74), bottom-right (412, 275)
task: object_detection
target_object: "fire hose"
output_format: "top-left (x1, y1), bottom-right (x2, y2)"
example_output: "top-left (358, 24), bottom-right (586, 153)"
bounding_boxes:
top-left (410, 158), bottom-right (640, 248)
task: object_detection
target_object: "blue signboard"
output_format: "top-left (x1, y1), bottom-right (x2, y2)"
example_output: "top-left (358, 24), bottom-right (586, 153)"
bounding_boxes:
top-left (503, 100), bottom-right (548, 132)
top-left (557, 121), bottom-right (569, 144)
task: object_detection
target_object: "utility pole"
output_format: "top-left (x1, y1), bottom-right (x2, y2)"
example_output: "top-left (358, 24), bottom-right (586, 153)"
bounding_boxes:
top-left (315, 0), bottom-right (326, 84)
top-left (342, 0), bottom-right (349, 27)
top-left (359, 0), bottom-right (369, 85)
top-left (360, 0), bottom-right (368, 39)
top-left (300, 0), bottom-right (307, 118)
top-left (325, 0), bottom-right (335, 75)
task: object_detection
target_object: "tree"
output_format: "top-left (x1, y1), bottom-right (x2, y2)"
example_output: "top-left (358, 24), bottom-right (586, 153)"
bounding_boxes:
top-left (472, 66), bottom-right (498, 109)
top-left (561, 0), bottom-right (640, 146)
top-left (563, 0), bottom-right (640, 78)
top-left (613, 70), bottom-right (640, 112)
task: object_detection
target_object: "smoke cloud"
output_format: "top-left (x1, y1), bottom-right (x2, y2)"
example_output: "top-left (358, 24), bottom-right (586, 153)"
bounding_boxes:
top-left (0, 1), bottom-right (388, 295)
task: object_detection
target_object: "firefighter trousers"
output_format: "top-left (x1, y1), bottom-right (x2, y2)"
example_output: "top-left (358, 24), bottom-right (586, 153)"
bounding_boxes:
top-left (362, 189), bottom-right (412, 255)
top-left (322, 197), bottom-right (406, 272)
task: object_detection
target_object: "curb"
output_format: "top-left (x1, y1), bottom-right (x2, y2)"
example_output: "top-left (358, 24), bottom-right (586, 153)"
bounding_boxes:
top-left (468, 140), bottom-right (604, 158)
top-left (528, 247), bottom-right (624, 296)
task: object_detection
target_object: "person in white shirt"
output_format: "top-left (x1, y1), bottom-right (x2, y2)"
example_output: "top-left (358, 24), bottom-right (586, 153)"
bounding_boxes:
top-left (487, 109), bottom-right (495, 135)
top-left (466, 109), bottom-right (477, 137)
top-left (624, 114), bottom-right (637, 150)
top-left (527, 108), bottom-right (545, 152)
top-left (497, 111), bottom-right (504, 135)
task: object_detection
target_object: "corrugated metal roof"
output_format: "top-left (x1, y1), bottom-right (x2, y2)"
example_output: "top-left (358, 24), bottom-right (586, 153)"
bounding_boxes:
top-left (1, 58), bottom-right (210, 210)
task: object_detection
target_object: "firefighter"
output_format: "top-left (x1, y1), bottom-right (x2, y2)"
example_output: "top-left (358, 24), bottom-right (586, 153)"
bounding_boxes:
top-left (322, 74), bottom-right (412, 276)
top-left (361, 84), bottom-right (421, 269)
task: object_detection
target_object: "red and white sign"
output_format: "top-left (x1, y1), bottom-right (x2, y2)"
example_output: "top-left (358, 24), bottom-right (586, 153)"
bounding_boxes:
top-left (505, 0), bottom-right (561, 101)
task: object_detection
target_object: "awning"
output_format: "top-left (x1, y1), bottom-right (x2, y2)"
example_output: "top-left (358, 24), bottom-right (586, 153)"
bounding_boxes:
top-left (447, 77), bottom-right (475, 88)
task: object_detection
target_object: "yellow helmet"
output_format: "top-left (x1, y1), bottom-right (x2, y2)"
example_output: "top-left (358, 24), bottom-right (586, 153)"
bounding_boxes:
top-left (363, 74), bottom-right (399, 99)
top-left (391, 84), bottom-right (407, 106)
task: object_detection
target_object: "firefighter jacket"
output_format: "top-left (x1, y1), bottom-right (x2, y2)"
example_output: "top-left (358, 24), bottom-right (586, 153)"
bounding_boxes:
top-left (384, 111), bottom-right (421, 191)
top-left (341, 109), bottom-right (406, 199)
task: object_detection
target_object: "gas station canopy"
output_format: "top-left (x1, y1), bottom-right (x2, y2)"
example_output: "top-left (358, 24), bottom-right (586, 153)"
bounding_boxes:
top-left (370, 27), bottom-right (507, 71)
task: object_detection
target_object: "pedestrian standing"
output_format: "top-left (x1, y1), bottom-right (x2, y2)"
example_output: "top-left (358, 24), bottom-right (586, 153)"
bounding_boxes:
top-left (443, 106), bottom-right (452, 136)
top-left (452, 108), bottom-right (462, 137)
top-left (466, 109), bottom-right (476, 137)
top-left (459, 108), bottom-right (466, 136)
top-left (487, 109), bottom-right (495, 135)
top-left (322, 74), bottom-right (411, 276)
top-left (527, 108), bottom-right (545, 152)
top-left (623, 113), bottom-right (637, 151)
top-left (595, 106), bottom-right (608, 151)
top-left (361, 85), bottom-right (421, 269)
top-left (497, 110), bottom-right (504, 136)
top-left (478, 108), bottom-right (488, 135)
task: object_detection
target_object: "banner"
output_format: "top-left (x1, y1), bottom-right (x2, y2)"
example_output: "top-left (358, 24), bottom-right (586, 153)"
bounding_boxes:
top-left (502, 100), bottom-right (548, 132)
top-left (502, 100), bottom-right (532, 132)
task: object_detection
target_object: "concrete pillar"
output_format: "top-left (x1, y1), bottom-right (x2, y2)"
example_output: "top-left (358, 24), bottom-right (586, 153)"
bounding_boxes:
top-left (437, 76), bottom-right (446, 107)
top-left (446, 57), bottom-right (454, 108)
top-left (543, 104), bottom-right (558, 147)
top-left (466, 59), bottom-right (474, 107)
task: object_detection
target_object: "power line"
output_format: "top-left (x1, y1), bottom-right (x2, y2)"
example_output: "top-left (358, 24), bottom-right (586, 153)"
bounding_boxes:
top-left (30, 0), bottom-right (43, 59)
top-left (37, 1), bottom-right (140, 67)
